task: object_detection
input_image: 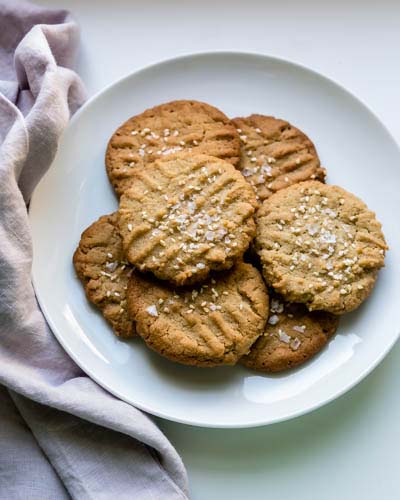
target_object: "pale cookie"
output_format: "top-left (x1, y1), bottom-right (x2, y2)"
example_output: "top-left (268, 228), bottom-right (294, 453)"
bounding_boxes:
top-left (73, 213), bottom-right (135, 338)
top-left (232, 115), bottom-right (326, 202)
top-left (127, 262), bottom-right (269, 367)
top-left (241, 292), bottom-right (339, 372)
top-left (106, 100), bottom-right (241, 196)
top-left (118, 153), bottom-right (258, 286)
top-left (255, 181), bottom-right (387, 314)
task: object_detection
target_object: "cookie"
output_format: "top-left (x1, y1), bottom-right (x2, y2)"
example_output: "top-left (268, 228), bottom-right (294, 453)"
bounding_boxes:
top-left (255, 181), bottom-right (387, 313)
top-left (106, 100), bottom-right (241, 196)
top-left (73, 213), bottom-right (135, 338)
top-left (126, 262), bottom-right (269, 367)
top-left (241, 293), bottom-right (339, 372)
top-left (232, 115), bottom-right (326, 202)
top-left (118, 153), bottom-right (258, 286)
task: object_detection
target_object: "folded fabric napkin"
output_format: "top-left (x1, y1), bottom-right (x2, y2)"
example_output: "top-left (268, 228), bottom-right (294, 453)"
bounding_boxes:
top-left (0, 1), bottom-right (188, 498)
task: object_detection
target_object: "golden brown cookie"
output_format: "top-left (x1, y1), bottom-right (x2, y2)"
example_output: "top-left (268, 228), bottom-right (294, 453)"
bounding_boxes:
top-left (255, 181), bottom-right (387, 314)
top-left (73, 213), bottom-right (135, 338)
top-left (106, 100), bottom-right (241, 196)
top-left (232, 115), bottom-right (326, 202)
top-left (118, 153), bottom-right (258, 286)
top-left (241, 293), bottom-right (339, 372)
top-left (127, 262), bottom-right (269, 367)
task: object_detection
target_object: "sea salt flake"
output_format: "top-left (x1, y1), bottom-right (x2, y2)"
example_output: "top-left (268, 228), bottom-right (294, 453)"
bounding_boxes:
top-left (268, 315), bottom-right (279, 325)
top-left (175, 214), bottom-right (187, 224)
top-left (146, 305), bottom-right (158, 317)
top-left (278, 329), bottom-right (291, 343)
top-left (324, 208), bottom-right (337, 218)
top-left (292, 325), bottom-right (306, 333)
top-left (216, 228), bottom-right (227, 240)
top-left (205, 231), bottom-right (215, 241)
top-left (261, 165), bottom-right (272, 176)
top-left (291, 338), bottom-right (301, 351)
top-left (320, 232), bottom-right (336, 244)
top-left (161, 146), bottom-right (182, 156)
top-left (105, 262), bottom-right (118, 272)
top-left (242, 168), bottom-right (253, 177)
top-left (306, 224), bottom-right (319, 236)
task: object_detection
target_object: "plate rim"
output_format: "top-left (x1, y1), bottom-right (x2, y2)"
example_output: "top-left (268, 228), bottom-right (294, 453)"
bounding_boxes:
top-left (30, 50), bottom-right (400, 428)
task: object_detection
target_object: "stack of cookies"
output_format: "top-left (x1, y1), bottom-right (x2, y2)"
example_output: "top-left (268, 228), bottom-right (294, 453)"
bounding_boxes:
top-left (74, 100), bottom-right (387, 372)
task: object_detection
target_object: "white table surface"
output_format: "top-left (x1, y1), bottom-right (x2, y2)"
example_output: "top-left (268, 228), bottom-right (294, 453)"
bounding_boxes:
top-left (38, 1), bottom-right (400, 498)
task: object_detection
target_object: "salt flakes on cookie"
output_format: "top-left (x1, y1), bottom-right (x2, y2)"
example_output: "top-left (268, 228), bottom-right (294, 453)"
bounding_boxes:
top-left (73, 213), bottom-right (136, 338)
top-left (127, 263), bottom-right (268, 367)
top-left (118, 153), bottom-right (257, 286)
top-left (241, 293), bottom-right (339, 373)
top-left (106, 100), bottom-right (241, 196)
top-left (232, 115), bottom-right (326, 202)
top-left (255, 180), bottom-right (387, 314)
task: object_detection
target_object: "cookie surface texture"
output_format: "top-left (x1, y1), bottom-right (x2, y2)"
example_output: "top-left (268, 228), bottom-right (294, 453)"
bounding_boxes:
top-left (73, 213), bottom-right (135, 338)
top-left (232, 115), bottom-right (326, 202)
top-left (127, 262), bottom-right (269, 367)
top-left (106, 100), bottom-right (241, 196)
top-left (241, 293), bottom-right (339, 372)
top-left (255, 181), bottom-right (387, 313)
top-left (118, 153), bottom-right (258, 286)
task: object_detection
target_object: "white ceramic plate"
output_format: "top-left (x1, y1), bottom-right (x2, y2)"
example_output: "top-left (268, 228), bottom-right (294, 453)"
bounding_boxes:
top-left (30, 52), bottom-right (400, 428)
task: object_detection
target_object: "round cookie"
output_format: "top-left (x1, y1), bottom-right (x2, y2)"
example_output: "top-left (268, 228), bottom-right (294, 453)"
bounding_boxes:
top-left (118, 153), bottom-right (258, 286)
top-left (241, 293), bottom-right (339, 373)
top-left (106, 100), bottom-right (241, 196)
top-left (232, 115), bottom-right (326, 202)
top-left (73, 213), bottom-right (135, 338)
top-left (127, 262), bottom-right (269, 367)
top-left (255, 181), bottom-right (387, 314)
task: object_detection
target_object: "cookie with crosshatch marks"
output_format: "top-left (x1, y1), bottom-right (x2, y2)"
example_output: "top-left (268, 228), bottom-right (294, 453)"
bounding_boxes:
top-left (241, 293), bottom-right (339, 372)
top-left (106, 100), bottom-right (241, 196)
top-left (127, 262), bottom-right (269, 367)
top-left (118, 153), bottom-right (258, 286)
top-left (232, 115), bottom-right (326, 202)
top-left (255, 181), bottom-right (387, 314)
top-left (73, 213), bottom-right (135, 338)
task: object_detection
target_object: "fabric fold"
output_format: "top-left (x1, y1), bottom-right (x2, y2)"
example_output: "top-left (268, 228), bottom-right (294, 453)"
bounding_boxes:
top-left (0, 1), bottom-right (188, 498)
